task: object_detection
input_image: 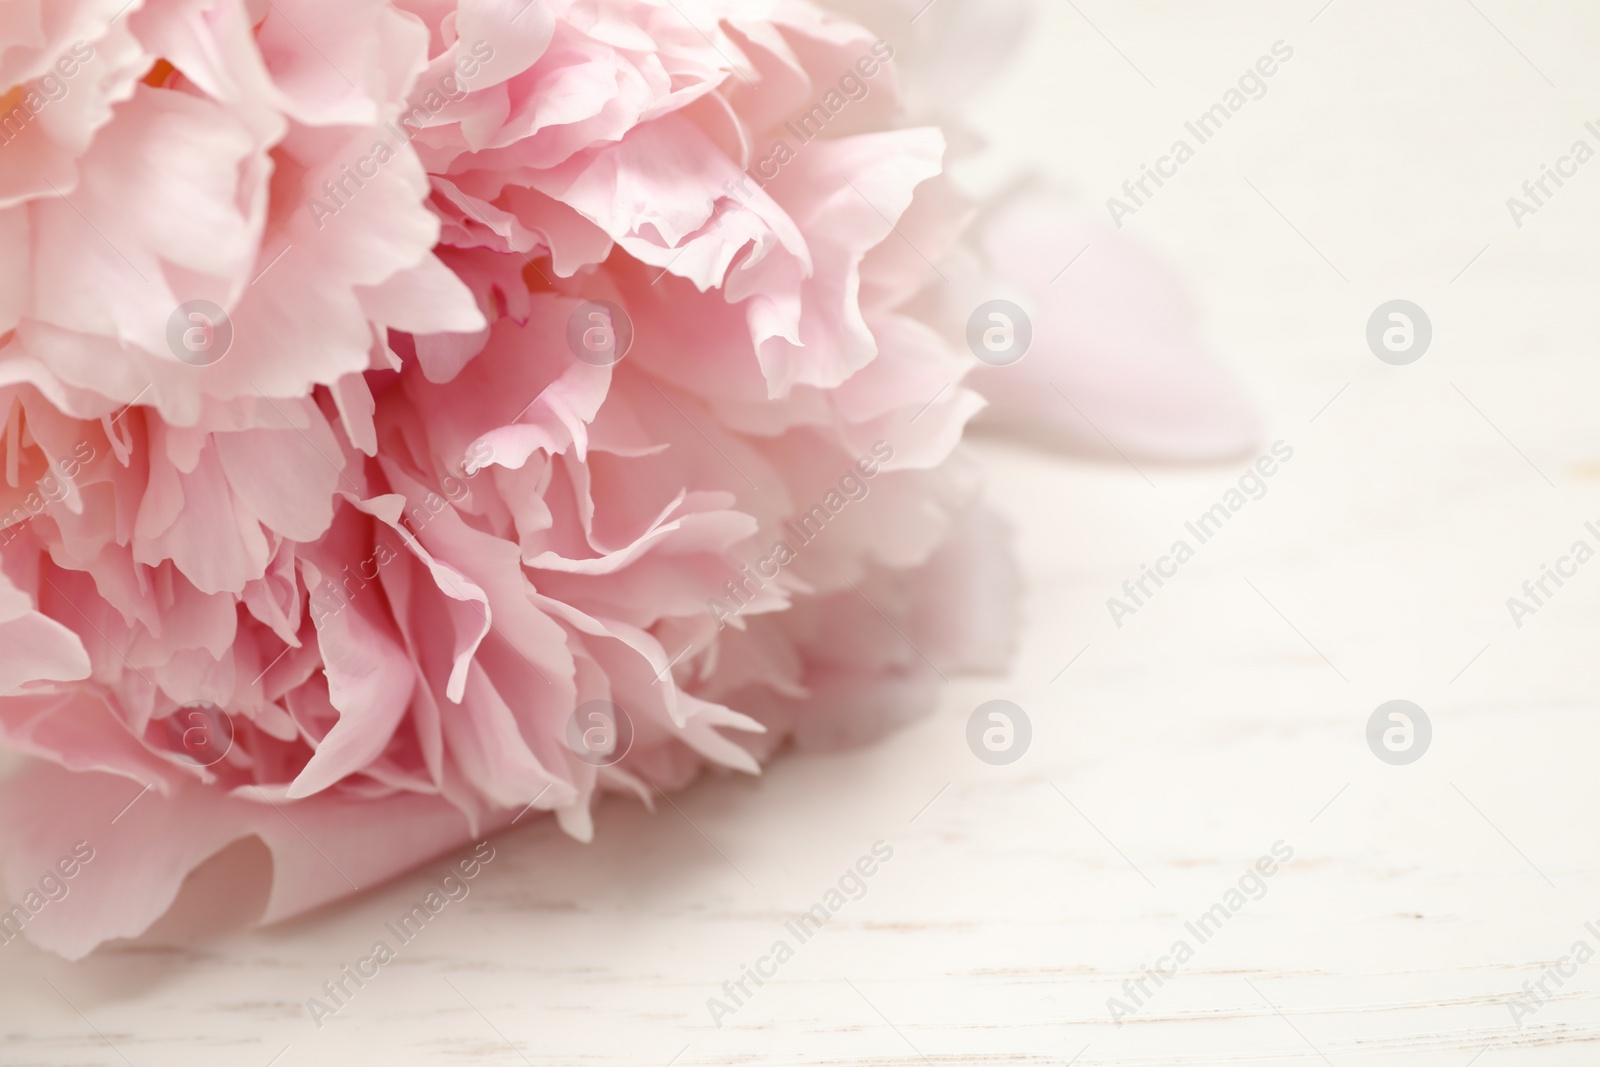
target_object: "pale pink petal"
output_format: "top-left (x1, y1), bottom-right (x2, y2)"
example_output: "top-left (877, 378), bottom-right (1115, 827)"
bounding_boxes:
top-left (970, 192), bottom-right (1259, 460)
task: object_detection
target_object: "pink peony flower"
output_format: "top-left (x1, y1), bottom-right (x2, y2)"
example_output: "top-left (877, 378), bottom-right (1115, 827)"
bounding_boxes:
top-left (0, 0), bottom-right (1016, 957)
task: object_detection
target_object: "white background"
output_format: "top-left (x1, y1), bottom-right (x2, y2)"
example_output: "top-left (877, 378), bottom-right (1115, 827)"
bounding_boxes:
top-left (7, 1), bottom-right (1600, 1063)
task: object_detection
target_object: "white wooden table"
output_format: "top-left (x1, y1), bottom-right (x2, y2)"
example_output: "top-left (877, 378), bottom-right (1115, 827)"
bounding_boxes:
top-left (5, 1), bottom-right (1600, 1063)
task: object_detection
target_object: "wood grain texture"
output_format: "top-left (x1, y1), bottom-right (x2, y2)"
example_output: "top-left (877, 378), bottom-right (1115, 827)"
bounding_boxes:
top-left (5, 1), bottom-right (1600, 1064)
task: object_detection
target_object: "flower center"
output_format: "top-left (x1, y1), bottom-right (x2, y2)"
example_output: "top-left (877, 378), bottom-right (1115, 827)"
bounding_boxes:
top-left (0, 85), bottom-right (23, 116)
top-left (142, 60), bottom-right (176, 88)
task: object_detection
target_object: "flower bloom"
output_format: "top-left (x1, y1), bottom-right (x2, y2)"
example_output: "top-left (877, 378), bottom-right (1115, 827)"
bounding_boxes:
top-left (0, 0), bottom-right (1014, 957)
